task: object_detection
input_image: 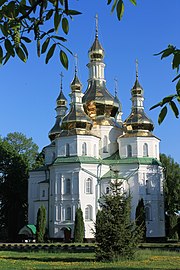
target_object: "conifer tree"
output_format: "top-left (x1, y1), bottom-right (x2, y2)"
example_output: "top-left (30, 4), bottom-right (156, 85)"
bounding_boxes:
top-left (95, 178), bottom-right (142, 261)
top-left (135, 198), bottom-right (146, 241)
top-left (74, 208), bottom-right (84, 243)
top-left (36, 205), bottom-right (46, 243)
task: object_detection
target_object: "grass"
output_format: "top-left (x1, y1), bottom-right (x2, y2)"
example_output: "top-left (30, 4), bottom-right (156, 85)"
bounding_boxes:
top-left (0, 249), bottom-right (179, 270)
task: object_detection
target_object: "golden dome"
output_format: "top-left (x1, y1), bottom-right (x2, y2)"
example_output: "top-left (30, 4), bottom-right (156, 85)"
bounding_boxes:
top-left (124, 77), bottom-right (154, 134)
top-left (61, 72), bottom-right (92, 135)
top-left (83, 80), bottom-right (116, 124)
top-left (49, 80), bottom-right (68, 141)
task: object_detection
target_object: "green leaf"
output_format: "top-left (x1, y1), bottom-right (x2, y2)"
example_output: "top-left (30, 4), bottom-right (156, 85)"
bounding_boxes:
top-left (129, 0), bottom-right (136, 5)
top-left (161, 46), bottom-right (175, 59)
top-left (1, 24), bottom-right (8, 37)
top-left (5, 39), bottom-right (15, 57)
top-left (169, 101), bottom-right (179, 118)
top-left (111, 0), bottom-right (118, 12)
top-left (3, 52), bottom-right (11, 65)
top-left (172, 52), bottom-right (180, 70)
top-left (65, 9), bottom-right (82, 15)
top-left (116, 0), bottom-right (124, 20)
top-left (21, 42), bottom-right (28, 58)
top-left (0, 0), bottom-right (7, 7)
top-left (21, 36), bottom-right (31, 43)
top-left (0, 45), bottom-right (3, 64)
top-left (47, 28), bottom-right (54, 34)
top-left (51, 35), bottom-right (66, 42)
top-left (15, 46), bottom-right (27, 62)
top-left (172, 73), bottom-right (180, 82)
top-left (60, 50), bottom-right (68, 69)
top-left (158, 106), bottom-right (167, 125)
top-left (54, 12), bottom-right (61, 33)
top-left (45, 43), bottom-right (56, 64)
top-left (46, 9), bottom-right (53, 20)
top-left (41, 37), bottom-right (50, 54)
top-left (150, 102), bottom-right (162, 110)
top-left (107, 0), bottom-right (113, 4)
top-left (161, 95), bottom-right (174, 106)
top-left (62, 17), bottom-right (69, 34)
top-left (176, 79), bottom-right (180, 93)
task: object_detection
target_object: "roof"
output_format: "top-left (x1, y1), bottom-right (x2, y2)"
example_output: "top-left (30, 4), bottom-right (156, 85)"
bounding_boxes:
top-left (18, 224), bottom-right (36, 236)
top-left (101, 170), bottom-right (125, 179)
top-left (103, 151), bottom-right (162, 166)
top-left (27, 224), bottom-right (36, 234)
top-left (53, 156), bottom-right (102, 165)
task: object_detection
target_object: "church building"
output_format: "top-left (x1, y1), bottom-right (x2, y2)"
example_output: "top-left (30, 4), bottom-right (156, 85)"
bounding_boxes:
top-left (28, 20), bottom-right (165, 240)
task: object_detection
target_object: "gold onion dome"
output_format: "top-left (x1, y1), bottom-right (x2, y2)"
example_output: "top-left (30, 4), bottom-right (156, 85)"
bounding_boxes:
top-left (124, 76), bottom-right (154, 134)
top-left (83, 31), bottom-right (119, 124)
top-left (61, 72), bottom-right (92, 135)
top-left (88, 34), bottom-right (104, 61)
top-left (49, 77), bottom-right (68, 141)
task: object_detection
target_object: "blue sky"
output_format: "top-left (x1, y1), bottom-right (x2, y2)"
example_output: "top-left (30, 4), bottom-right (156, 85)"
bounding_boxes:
top-left (0, 0), bottom-right (179, 163)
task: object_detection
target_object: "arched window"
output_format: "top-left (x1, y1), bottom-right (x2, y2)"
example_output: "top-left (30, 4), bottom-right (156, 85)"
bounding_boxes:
top-left (42, 190), bottom-right (45, 197)
top-left (66, 206), bottom-right (71, 220)
top-left (85, 205), bottom-right (92, 221)
top-left (106, 187), bottom-right (110, 194)
top-left (146, 179), bottom-right (150, 194)
top-left (85, 178), bottom-right (93, 194)
top-left (127, 145), bottom-right (132, 157)
top-left (143, 143), bottom-right (148, 157)
top-left (82, 142), bottom-right (87, 156)
top-left (65, 179), bottom-right (71, 194)
top-left (65, 143), bottom-right (70, 156)
top-left (103, 136), bottom-right (108, 153)
top-left (145, 205), bottom-right (151, 221)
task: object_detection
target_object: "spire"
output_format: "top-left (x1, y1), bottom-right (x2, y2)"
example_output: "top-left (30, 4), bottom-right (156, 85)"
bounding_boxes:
top-left (49, 74), bottom-right (68, 141)
top-left (113, 78), bottom-right (122, 123)
top-left (74, 53), bottom-right (78, 75)
top-left (88, 14), bottom-right (104, 62)
top-left (61, 70), bottom-right (92, 136)
top-left (95, 14), bottom-right (98, 37)
top-left (136, 59), bottom-right (138, 80)
top-left (71, 54), bottom-right (82, 91)
top-left (133, 59), bottom-right (143, 90)
top-left (114, 77), bottom-right (118, 97)
top-left (124, 65), bottom-right (154, 134)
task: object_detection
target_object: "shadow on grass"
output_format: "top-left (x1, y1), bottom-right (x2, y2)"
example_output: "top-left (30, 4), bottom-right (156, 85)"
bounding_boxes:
top-left (2, 256), bottom-right (93, 263)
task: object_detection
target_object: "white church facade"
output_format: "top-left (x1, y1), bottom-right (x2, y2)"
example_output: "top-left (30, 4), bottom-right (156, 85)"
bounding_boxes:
top-left (28, 23), bottom-right (165, 240)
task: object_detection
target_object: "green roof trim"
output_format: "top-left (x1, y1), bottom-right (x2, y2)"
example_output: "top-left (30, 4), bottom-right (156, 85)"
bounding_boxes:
top-left (103, 151), bottom-right (162, 166)
top-left (27, 224), bottom-right (36, 235)
top-left (54, 156), bottom-right (101, 164)
top-left (101, 170), bottom-right (125, 179)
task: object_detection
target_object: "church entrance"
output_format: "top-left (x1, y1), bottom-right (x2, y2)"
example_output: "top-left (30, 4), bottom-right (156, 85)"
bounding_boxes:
top-left (61, 227), bottom-right (71, 242)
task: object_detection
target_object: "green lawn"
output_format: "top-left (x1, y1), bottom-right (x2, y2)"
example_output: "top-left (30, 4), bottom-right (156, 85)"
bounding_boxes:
top-left (0, 249), bottom-right (179, 270)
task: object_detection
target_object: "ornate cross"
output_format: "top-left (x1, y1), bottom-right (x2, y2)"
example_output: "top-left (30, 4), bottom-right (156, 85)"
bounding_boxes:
top-left (136, 59), bottom-right (139, 79)
top-left (95, 14), bottom-right (98, 36)
top-left (60, 72), bottom-right (64, 90)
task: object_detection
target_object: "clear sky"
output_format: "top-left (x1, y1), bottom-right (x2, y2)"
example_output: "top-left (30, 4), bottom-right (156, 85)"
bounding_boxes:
top-left (0, 0), bottom-right (179, 163)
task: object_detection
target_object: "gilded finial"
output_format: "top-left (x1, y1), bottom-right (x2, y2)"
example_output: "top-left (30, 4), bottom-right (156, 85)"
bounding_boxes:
top-left (95, 14), bottom-right (98, 37)
top-left (60, 72), bottom-right (64, 90)
top-left (136, 59), bottom-right (138, 79)
top-left (74, 53), bottom-right (78, 74)
top-left (114, 77), bottom-right (118, 96)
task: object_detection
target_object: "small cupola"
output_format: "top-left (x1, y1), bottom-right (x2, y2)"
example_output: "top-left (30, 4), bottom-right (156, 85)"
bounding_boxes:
top-left (48, 73), bottom-right (68, 141)
top-left (61, 68), bottom-right (92, 135)
top-left (124, 61), bottom-right (154, 134)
